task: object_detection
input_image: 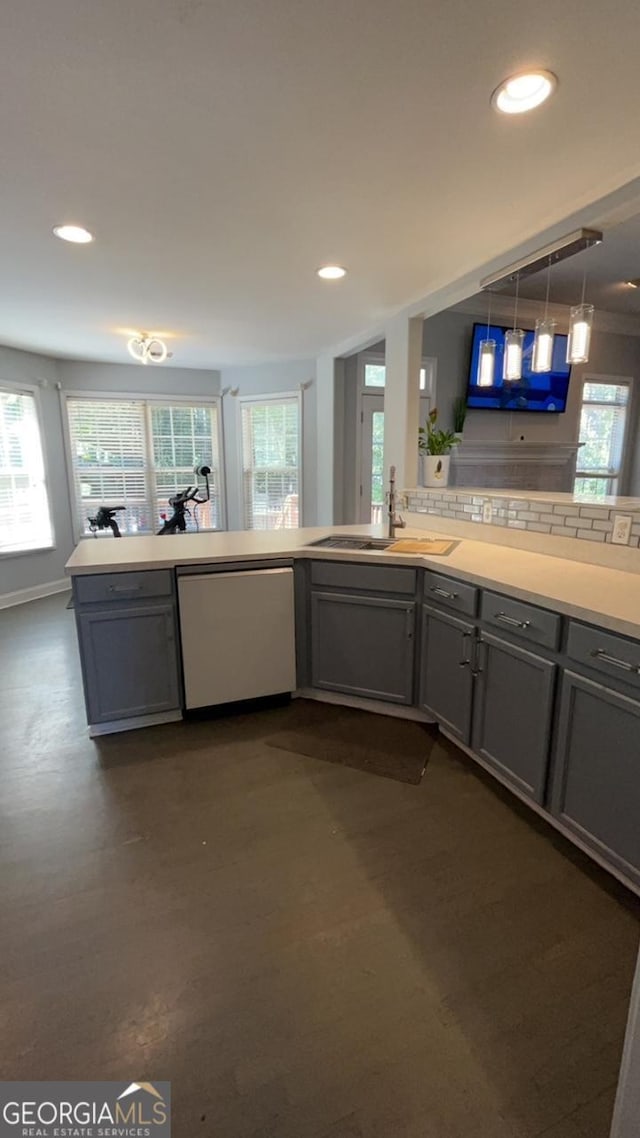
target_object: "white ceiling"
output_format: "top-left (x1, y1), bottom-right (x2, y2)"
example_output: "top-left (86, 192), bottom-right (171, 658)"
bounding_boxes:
top-left (2, 0), bottom-right (640, 368)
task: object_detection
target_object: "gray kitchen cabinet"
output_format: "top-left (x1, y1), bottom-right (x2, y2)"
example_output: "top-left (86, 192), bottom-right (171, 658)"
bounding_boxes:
top-left (471, 632), bottom-right (556, 803)
top-left (551, 670), bottom-right (640, 884)
top-left (311, 591), bottom-right (416, 704)
top-left (419, 604), bottom-right (474, 744)
top-left (77, 602), bottom-right (180, 725)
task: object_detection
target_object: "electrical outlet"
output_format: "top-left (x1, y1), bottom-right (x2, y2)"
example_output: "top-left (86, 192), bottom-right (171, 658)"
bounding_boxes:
top-left (482, 499), bottom-right (493, 524)
top-left (611, 514), bottom-right (632, 545)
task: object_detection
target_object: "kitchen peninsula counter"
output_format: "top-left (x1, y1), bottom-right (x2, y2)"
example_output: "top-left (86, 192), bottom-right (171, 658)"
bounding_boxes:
top-left (66, 522), bottom-right (640, 640)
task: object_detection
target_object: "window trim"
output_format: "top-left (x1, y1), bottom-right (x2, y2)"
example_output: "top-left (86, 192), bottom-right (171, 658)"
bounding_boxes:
top-left (237, 390), bottom-right (303, 530)
top-left (61, 389), bottom-right (226, 541)
top-left (357, 351), bottom-right (438, 398)
top-left (0, 379), bottom-right (56, 559)
top-left (574, 373), bottom-right (632, 496)
top-left (354, 352), bottom-right (437, 522)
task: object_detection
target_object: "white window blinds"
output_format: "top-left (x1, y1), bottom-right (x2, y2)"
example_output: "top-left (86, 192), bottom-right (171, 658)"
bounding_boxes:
top-left (574, 381), bottom-right (630, 497)
top-left (66, 397), bottom-right (224, 535)
top-left (0, 387), bottom-right (53, 555)
top-left (241, 396), bottom-right (301, 530)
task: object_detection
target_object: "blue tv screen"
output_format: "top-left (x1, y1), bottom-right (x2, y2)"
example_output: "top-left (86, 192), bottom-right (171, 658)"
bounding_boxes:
top-left (466, 323), bottom-right (572, 412)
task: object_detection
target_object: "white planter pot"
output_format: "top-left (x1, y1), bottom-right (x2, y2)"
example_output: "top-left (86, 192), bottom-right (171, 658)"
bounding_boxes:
top-left (421, 454), bottom-right (451, 488)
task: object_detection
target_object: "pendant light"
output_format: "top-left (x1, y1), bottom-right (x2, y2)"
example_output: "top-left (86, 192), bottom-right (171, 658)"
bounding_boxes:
top-left (477, 291), bottom-right (496, 387)
top-left (532, 258), bottom-right (557, 373)
top-left (567, 268), bottom-right (594, 364)
top-left (503, 273), bottom-right (524, 381)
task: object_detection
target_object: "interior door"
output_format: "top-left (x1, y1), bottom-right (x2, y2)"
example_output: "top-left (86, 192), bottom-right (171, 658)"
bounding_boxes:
top-left (360, 395), bottom-right (384, 525)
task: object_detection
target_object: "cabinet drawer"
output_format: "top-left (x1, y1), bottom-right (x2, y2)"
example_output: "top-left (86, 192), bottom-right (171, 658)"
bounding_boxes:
top-left (566, 621), bottom-right (640, 691)
top-left (74, 569), bottom-right (173, 605)
top-left (480, 590), bottom-right (560, 651)
top-left (423, 571), bottom-right (477, 617)
top-left (310, 560), bottom-right (416, 595)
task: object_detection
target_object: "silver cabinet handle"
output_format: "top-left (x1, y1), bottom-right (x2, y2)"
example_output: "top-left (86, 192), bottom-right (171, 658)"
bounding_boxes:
top-left (405, 608), bottom-right (414, 640)
top-left (495, 611), bottom-right (531, 630)
top-left (108, 584), bottom-right (143, 593)
top-left (459, 630), bottom-right (472, 668)
top-left (431, 585), bottom-right (458, 601)
top-left (591, 648), bottom-right (640, 674)
top-left (471, 639), bottom-right (487, 677)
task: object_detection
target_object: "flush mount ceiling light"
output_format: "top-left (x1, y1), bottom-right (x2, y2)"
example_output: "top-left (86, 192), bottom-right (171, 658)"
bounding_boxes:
top-left (317, 265), bottom-right (347, 280)
top-left (491, 70), bottom-right (557, 115)
top-left (53, 224), bottom-right (94, 244)
top-left (626, 278), bottom-right (640, 288)
top-left (127, 333), bottom-right (168, 365)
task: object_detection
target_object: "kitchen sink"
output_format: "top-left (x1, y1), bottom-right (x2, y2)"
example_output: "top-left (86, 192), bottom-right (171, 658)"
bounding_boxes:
top-left (305, 535), bottom-right (395, 550)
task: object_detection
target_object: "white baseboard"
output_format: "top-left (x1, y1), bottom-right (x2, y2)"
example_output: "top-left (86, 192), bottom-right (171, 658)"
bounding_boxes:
top-left (0, 577), bottom-right (71, 610)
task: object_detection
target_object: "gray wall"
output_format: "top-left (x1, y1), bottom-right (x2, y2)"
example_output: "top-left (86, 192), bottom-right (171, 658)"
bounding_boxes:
top-left (58, 360), bottom-right (221, 398)
top-left (219, 359), bottom-right (317, 531)
top-left (0, 347), bottom-right (74, 598)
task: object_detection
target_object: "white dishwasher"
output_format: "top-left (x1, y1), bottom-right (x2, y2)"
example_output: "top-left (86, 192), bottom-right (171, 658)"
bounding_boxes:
top-left (178, 567), bottom-right (296, 709)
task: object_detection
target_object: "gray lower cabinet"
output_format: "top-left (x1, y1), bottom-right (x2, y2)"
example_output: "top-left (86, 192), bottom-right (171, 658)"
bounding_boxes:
top-left (311, 591), bottom-right (416, 703)
top-left (77, 602), bottom-right (180, 724)
top-left (551, 670), bottom-right (640, 883)
top-left (419, 604), bottom-right (474, 743)
top-left (471, 632), bottom-right (556, 803)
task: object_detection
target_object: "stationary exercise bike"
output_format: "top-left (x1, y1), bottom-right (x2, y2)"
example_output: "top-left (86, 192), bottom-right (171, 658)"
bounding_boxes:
top-left (157, 464), bottom-right (211, 535)
top-left (88, 505), bottom-right (125, 537)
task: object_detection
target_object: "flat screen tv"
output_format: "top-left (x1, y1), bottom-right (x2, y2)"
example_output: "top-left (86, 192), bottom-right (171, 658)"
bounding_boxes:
top-left (466, 322), bottom-right (572, 412)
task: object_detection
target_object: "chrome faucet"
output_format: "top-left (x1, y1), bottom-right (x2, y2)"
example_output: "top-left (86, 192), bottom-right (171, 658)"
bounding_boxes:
top-left (387, 465), bottom-right (406, 538)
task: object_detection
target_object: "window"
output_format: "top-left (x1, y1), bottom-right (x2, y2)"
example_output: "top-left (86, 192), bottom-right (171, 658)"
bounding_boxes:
top-left (574, 380), bottom-right (630, 498)
top-left (0, 386), bottom-right (53, 555)
top-left (241, 395), bottom-right (301, 530)
top-left (66, 396), bottom-right (224, 536)
top-left (363, 358), bottom-right (436, 395)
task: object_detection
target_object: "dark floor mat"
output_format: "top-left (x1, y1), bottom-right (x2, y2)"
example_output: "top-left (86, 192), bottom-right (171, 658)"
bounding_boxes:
top-left (266, 700), bottom-right (435, 784)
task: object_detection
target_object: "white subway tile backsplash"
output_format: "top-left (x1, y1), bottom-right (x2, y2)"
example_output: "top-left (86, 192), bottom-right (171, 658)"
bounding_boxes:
top-left (579, 507), bottom-right (611, 520)
top-left (551, 525), bottom-right (579, 537)
top-left (406, 489), bottom-right (640, 554)
top-left (576, 528), bottom-right (606, 542)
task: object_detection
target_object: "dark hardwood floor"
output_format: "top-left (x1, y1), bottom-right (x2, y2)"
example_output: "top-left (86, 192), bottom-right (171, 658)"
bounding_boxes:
top-left (1, 593), bottom-right (638, 1137)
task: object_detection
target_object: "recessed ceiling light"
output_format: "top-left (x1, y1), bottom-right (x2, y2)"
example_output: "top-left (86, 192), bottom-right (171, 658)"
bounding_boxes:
top-left (317, 265), bottom-right (347, 280)
top-left (53, 224), bottom-right (94, 244)
top-left (491, 70), bottom-right (557, 115)
top-left (625, 278), bottom-right (640, 288)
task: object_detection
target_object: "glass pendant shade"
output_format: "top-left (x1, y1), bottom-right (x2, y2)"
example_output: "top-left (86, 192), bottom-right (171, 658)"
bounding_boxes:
top-left (477, 339), bottom-right (496, 386)
top-left (503, 329), bottom-right (525, 381)
top-left (531, 317), bottom-right (557, 373)
top-left (567, 303), bottom-right (594, 364)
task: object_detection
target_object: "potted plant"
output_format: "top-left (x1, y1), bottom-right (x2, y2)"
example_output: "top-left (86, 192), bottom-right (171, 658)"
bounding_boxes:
top-left (418, 408), bottom-right (459, 488)
top-left (453, 395), bottom-right (467, 440)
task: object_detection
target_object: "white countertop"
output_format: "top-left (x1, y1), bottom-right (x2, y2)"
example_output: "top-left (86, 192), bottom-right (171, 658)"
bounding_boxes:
top-left (65, 523), bottom-right (640, 640)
